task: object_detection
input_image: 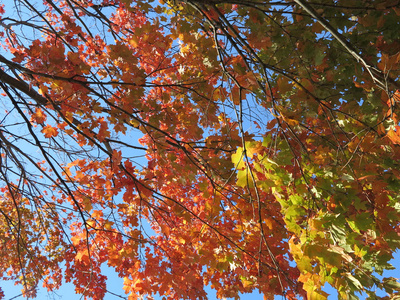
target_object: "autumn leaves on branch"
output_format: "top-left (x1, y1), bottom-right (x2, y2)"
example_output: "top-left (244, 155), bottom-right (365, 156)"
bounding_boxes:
top-left (1, 0), bottom-right (400, 299)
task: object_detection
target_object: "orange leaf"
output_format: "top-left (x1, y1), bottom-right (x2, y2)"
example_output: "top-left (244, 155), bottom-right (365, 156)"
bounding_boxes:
top-left (31, 108), bottom-right (47, 124)
top-left (42, 125), bottom-right (59, 138)
top-left (387, 127), bottom-right (400, 144)
top-left (75, 249), bottom-right (89, 262)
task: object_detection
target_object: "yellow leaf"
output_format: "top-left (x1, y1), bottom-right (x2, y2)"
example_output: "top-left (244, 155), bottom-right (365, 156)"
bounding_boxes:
top-left (75, 249), bottom-right (89, 262)
top-left (104, 220), bottom-right (114, 230)
top-left (82, 196), bottom-right (92, 211)
top-left (232, 147), bottom-right (245, 169)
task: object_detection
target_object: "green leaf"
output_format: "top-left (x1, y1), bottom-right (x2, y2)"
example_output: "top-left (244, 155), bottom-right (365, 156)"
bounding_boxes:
top-left (384, 231), bottom-right (400, 248)
top-left (345, 273), bottom-right (363, 290)
top-left (382, 277), bottom-right (400, 292)
top-left (330, 224), bottom-right (347, 244)
top-left (315, 47), bottom-right (326, 65)
top-left (341, 174), bottom-right (354, 181)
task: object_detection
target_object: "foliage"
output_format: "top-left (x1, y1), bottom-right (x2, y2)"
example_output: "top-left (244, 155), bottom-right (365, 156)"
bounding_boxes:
top-left (1, 0), bottom-right (400, 299)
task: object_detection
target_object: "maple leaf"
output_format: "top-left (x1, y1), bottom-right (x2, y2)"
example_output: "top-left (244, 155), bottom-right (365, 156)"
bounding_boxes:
top-left (31, 108), bottom-right (47, 124)
top-left (41, 125), bottom-right (58, 138)
top-left (75, 249), bottom-right (89, 262)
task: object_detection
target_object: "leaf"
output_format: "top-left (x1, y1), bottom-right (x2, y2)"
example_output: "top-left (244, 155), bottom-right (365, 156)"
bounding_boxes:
top-left (315, 47), bottom-right (326, 66)
top-left (382, 277), bottom-right (400, 292)
top-left (75, 249), bottom-right (89, 262)
top-left (82, 196), bottom-right (92, 211)
top-left (345, 273), bottom-right (363, 290)
top-left (231, 147), bottom-right (245, 169)
top-left (340, 174), bottom-right (354, 181)
top-left (240, 276), bottom-right (255, 288)
top-left (236, 168), bottom-right (254, 188)
top-left (31, 108), bottom-right (47, 124)
top-left (42, 125), bottom-right (59, 138)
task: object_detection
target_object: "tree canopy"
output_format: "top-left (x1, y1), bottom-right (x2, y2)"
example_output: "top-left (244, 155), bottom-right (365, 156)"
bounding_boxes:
top-left (1, 0), bottom-right (400, 299)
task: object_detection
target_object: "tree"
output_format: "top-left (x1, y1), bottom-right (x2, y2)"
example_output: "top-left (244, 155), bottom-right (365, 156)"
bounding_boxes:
top-left (0, 0), bottom-right (400, 299)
